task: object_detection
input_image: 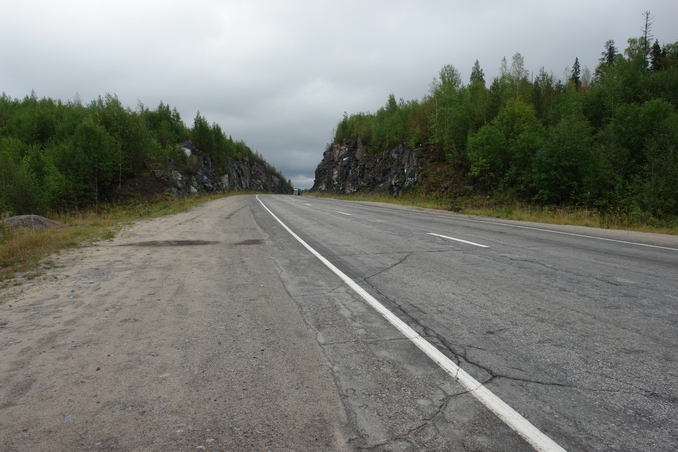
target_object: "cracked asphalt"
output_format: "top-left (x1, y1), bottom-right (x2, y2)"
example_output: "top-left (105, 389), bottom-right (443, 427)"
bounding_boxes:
top-left (2, 194), bottom-right (676, 451)
top-left (258, 194), bottom-right (678, 451)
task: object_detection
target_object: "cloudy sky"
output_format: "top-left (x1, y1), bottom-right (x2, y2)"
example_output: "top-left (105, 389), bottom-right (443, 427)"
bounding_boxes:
top-left (2, 1), bottom-right (677, 188)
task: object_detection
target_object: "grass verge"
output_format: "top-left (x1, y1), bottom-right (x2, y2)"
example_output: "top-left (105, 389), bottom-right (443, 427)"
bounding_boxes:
top-left (0, 193), bottom-right (229, 285)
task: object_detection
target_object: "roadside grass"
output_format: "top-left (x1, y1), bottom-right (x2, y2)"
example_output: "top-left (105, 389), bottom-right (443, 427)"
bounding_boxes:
top-left (0, 193), bottom-right (229, 285)
top-left (307, 192), bottom-right (678, 235)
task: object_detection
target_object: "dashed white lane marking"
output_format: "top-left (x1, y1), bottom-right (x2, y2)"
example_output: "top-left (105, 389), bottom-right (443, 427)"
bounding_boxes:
top-left (304, 203), bottom-right (313, 207)
top-left (454, 218), bottom-right (678, 252)
top-left (337, 211), bottom-right (352, 216)
top-left (257, 196), bottom-right (565, 452)
top-left (428, 232), bottom-right (489, 248)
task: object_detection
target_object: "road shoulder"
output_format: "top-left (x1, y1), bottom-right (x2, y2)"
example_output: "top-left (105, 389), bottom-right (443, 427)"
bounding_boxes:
top-left (0, 196), bottom-right (350, 451)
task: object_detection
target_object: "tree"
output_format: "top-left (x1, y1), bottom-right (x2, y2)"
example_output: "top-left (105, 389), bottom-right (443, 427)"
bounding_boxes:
top-left (430, 65), bottom-right (470, 164)
top-left (469, 61), bottom-right (490, 130)
top-left (470, 60), bottom-right (485, 86)
top-left (510, 52), bottom-right (528, 81)
top-left (600, 40), bottom-right (617, 66)
top-left (191, 111), bottom-right (214, 154)
top-left (531, 68), bottom-right (556, 125)
top-left (571, 57), bottom-right (581, 87)
top-left (70, 117), bottom-right (118, 208)
top-left (641, 11), bottom-right (654, 57)
top-left (0, 137), bottom-right (42, 215)
top-left (144, 102), bottom-right (188, 149)
top-left (531, 105), bottom-right (600, 204)
top-left (499, 56), bottom-right (509, 77)
top-left (642, 107), bottom-right (678, 216)
top-left (650, 40), bottom-right (663, 71)
top-left (468, 99), bottom-right (544, 193)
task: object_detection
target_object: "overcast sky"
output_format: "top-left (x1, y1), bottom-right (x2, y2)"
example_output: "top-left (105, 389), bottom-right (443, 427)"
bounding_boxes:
top-left (2, 1), bottom-right (677, 188)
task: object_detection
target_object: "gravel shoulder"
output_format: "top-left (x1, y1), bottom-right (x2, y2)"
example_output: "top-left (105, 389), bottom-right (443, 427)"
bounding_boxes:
top-left (0, 196), bottom-right (350, 451)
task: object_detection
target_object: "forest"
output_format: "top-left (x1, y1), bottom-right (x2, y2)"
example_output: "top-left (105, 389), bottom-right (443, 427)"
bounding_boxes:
top-left (332, 31), bottom-right (678, 222)
top-left (0, 94), bottom-right (289, 216)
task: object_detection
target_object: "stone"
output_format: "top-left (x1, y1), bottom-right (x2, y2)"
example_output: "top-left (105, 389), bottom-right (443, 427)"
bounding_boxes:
top-left (3, 215), bottom-right (61, 231)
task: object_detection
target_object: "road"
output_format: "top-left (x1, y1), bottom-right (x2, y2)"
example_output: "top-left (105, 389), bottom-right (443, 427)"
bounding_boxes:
top-left (256, 194), bottom-right (678, 451)
top-left (1, 194), bottom-right (676, 451)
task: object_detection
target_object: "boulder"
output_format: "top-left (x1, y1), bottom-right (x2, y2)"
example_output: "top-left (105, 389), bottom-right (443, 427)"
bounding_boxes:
top-left (4, 215), bottom-right (61, 231)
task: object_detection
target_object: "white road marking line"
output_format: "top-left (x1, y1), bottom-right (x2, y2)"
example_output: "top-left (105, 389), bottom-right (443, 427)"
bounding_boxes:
top-left (304, 203), bottom-right (313, 207)
top-left (428, 232), bottom-right (489, 248)
top-left (455, 218), bottom-right (678, 252)
top-left (337, 211), bottom-right (352, 216)
top-left (256, 196), bottom-right (565, 452)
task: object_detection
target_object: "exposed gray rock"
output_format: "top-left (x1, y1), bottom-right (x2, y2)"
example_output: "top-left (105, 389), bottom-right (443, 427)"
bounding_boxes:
top-left (4, 215), bottom-right (61, 231)
top-left (312, 140), bottom-right (424, 196)
top-left (120, 141), bottom-right (291, 199)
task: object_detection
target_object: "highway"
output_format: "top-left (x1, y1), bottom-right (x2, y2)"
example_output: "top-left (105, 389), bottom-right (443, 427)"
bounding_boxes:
top-left (254, 194), bottom-right (678, 451)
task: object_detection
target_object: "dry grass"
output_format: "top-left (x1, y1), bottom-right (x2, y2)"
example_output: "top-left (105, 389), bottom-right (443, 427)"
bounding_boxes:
top-left (459, 199), bottom-right (678, 234)
top-left (0, 193), bottom-right (229, 285)
top-left (309, 191), bottom-right (453, 211)
top-left (307, 192), bottom-right (678, 235)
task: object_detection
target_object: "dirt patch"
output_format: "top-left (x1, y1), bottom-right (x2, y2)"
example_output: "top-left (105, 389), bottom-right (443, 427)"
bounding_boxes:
top-left (0, 195), bottom-right (349, 451)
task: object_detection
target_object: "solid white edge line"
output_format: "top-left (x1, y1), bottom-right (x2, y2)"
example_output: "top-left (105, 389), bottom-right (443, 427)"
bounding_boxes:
top-left (256, 195), bottom-right (565, 452)
top-left (428, 232), bottom-right (489, 248)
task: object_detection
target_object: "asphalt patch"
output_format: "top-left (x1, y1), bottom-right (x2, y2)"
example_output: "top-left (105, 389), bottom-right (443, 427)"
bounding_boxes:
top-left (232, 239), bottom-right (264, 246)
top-left (120, 240), bottom-right (220, 247)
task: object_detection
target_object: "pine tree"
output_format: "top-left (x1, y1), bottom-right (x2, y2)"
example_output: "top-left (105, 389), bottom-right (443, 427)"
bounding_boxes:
top-left (600, 40), bottom-right (617, 66)
top-left (650, 39), bottom-right (663, 71)
top-left (571, 57), bottom-right (581, 87)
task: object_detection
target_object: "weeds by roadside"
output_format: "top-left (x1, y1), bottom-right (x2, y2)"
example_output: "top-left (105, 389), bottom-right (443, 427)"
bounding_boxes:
top-left (307, 192), bottom-right (678, 235)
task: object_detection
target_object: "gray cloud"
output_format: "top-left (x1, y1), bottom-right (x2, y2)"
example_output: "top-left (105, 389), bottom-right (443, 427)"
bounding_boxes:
top-left (2, 0), bottom-right (676, 188)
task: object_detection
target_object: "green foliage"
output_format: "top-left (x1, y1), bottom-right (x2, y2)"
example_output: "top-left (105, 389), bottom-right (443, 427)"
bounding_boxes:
top-left (191, 111), bottom-right (214, 155)
top-left (325, 24), bottom-right (678, 220)
top-left (531, 105), bottom-right (601, 204)
top-left (641, 109), bottom-right (678, 217)
top-left (0, 93), bottom-right (289, 215)
top-left (468, 99), bottom-right (544, 193)
top-left (429, 65), bottom-right (471, 165)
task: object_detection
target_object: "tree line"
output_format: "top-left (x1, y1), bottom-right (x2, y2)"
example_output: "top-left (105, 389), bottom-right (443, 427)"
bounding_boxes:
top-left (0, 93), bottom-right (289, 215)
top-left (333, 27), bottom-right (678, 221)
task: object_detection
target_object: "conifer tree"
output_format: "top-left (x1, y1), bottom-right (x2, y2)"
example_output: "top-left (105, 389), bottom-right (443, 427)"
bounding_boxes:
top-left (650, 40), bottom-right (663, 71)
top-left (600, 40), bottom-right (617, 66)
top-left (571, 57), bottom-right (581, 87)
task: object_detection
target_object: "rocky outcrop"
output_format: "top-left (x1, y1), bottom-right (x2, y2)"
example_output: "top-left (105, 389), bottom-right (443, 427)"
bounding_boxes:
top-left (224, 157), bottom-right (288, 194)
top-left (3, 215), bottom-right (60, 231)
top-left (311, 140), bottom-right (424, 195)
top-left (120, 142), bottom-right (291, 199)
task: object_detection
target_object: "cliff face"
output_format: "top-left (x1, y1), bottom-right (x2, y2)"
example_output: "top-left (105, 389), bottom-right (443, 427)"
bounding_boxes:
top-left (311, 140), bottom-right (424, 195)
top-left (119, 141), bottom-right (291, 199)
top-left (311, 140), bottom-right (470, 201)
top-left (224, 156), bottom-right (289, 194)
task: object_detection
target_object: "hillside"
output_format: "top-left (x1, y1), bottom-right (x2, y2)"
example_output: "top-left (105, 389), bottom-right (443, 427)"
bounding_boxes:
top-left (0, 94), bottom-right (292, 216)
top-left (312, 33), bottom-right (678, 224)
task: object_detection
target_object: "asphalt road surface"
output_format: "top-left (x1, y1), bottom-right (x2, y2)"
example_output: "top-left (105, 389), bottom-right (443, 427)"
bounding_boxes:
top-left (256, 194), bottom-right (677, 451)
top-left (1, 194), bottom-right (676, 451)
